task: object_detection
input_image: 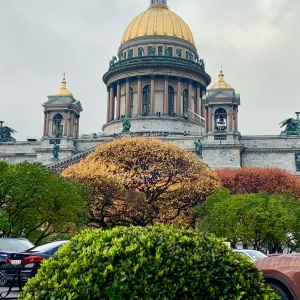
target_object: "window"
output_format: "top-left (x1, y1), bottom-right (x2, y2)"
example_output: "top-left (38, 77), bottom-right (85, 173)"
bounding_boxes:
top-left (158, 46), bottom-right (163, 56)
top-left (128, 49), bottom-right (133, 58)
top-left (147, 46), bottom-right (155, 56)
top-left (176, 48), bottom-right (182, 58)
top-left (182, 89), bottom-right (188, 116)
top-left (165, 47), bottom-right (173, 56)
top-left (168, 86), bottom-right (175, 116)
top-left (138, 47), bottom-right (144, 57)
top-left (142, 85), bottom-right (151, 116)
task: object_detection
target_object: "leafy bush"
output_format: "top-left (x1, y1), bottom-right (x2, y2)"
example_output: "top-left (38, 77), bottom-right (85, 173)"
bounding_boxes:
top-left (217, 167), bottom-right (300, 199)
top-left (19, 225), bottom-right (278, 300)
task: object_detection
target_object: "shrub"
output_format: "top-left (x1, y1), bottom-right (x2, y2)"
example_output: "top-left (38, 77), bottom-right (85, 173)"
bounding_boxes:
top-left (19, 225), bottom-right (278, 300)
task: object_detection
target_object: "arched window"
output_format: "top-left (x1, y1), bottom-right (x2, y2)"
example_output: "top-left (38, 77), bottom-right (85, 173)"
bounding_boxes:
top-left (52, 114), bottom-right (64, 138)
top-left (142, 85), bottom-right (151, 116)
top-left (182, 89), bottom-right (188, 117)
top-left (214, 108), bottom-right (227, 131)
top-left (168, 86), bottom-right (175, 116)
top-left (130, 87), bottom-right (134, 117)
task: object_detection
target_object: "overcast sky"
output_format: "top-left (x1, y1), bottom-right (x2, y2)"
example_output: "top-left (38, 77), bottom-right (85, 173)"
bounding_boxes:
top-left (1, 0), bottom-right (299, 141)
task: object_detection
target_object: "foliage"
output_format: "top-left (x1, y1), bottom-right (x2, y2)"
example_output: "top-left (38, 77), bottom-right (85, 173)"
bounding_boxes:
top-left (61, 137), bottom-right (221, 228)
top-left (19, 225), bottom-right (278, 300)
top-left (0, 161), bottom-right (88, 244)
top-left (198, 189), bottom-right (300, 252)
top-left (217, 167), bottom-right (300, 199)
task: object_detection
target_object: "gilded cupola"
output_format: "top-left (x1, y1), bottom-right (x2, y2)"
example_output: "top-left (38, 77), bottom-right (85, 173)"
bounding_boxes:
top-left (211, 70), bottom-right (232, 89)
top-left (54, 74), bottom-right (73, 96)
top-left (121, 0), bottom-right (195, 45)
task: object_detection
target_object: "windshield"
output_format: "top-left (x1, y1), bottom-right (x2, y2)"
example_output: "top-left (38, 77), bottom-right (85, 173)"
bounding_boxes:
top-left (0, 239), bottom-right (34, 252)
top-left (246, 250), bottom-right (268, 259)
top-left (30, 241), bottom-right (68, 253)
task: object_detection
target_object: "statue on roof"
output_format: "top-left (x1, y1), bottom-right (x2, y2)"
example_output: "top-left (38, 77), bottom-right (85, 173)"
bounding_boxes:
top-left (52, 142), bottom-right (60, 159)
top-left (0, 122), bottom-right (17, 142)
top-left (121, 116), bottom-right (131, 132)
top-left (279, 112), bottom-right (300, 136)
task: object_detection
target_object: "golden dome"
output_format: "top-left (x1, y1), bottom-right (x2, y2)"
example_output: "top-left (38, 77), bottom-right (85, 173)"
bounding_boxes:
top-left (121, 5), bottom-right (195, 45)
top-left (211, 70), bottom-right (232, 89)
top-left (54, 75), bottom-right (73, 96)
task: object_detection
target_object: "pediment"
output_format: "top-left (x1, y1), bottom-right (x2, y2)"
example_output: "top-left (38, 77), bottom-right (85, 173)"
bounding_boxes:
top-left (207, 90), bottom-right (234, 99)
top-left (43, 96), bottom-right (74, 107)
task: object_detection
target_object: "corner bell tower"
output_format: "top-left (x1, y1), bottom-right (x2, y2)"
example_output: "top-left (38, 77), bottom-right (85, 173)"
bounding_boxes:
top-left (36, 75), bottom-right (83, 164)
top-left (203, 70), bottom-right (240, 144)
top-left (201, 70), bottom-right (242, 169)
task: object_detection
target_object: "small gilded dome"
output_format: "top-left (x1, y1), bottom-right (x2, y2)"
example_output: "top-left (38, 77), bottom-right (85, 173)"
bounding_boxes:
top-left (211, 70), bottom-right (232, 89)
top-left (54, 75), bottom-right (73, 96)
top-left (121, 3), bottom-right (195, 45)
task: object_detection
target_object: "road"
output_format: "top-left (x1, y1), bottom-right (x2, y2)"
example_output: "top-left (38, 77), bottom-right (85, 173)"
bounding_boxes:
top-left (0, 286), bottom-right (21, 299)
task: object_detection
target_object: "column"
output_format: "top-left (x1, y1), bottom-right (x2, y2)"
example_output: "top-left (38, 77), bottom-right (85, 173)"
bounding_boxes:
top-left (201, 89), bottom-right (206, 119)
top-left (229, 105), bottom-right (233, 132)
top-left (150, 76), bottom-right (155, 114)
top-left (208, 106), bottom-right (212, 132)
top-left (70, 113), bottom-right (74, 137)
top-left (116, 82), bottom-right (121, 120)
top-left (63, 111), bottom-right (68, 136)
top-left (234, 106), bottom-right (238, 132)
top-left (188, 81), bottom-right (192, 111)
top-left (176, 78), bottom-right (181, 116)
top-left (106, 87), bottom-right (110, 122)
top-left (137, 76), bottom-right (142, 115)
top-left (196, 85), bottom-right (201, 116)
top-left (43, 111), bottom-right (48, 136)
top-left (125, 80), bottom-right (130, 116)
top-left (163, 76), bottom-right (168, 115)
top-left (67, 112), bottom-right (71, 136)
top-left (76, 116), bottom-right (80, 138)
top-left (109, 85), bottom-right (114, 121)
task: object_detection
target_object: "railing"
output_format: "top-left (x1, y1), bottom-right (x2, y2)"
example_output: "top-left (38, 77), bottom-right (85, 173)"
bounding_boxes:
top-left (108, 55), bottom-right (205, 72)
top-left (0, 266), bottom-right (38, 299)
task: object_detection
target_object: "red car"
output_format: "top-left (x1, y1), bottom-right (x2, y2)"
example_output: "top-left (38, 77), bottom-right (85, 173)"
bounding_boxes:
top-left (254, 253), bottom-right (300, 300)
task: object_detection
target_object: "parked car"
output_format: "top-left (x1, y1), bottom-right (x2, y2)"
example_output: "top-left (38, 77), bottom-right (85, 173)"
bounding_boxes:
top-left (254, 253), bottom-right (300, 300)
top-left (3, 240), bottom-right (68, 284)
top-left (232, 249), bottom-right (268, 261)
top-left (0, 238), bottom-right (34, 286)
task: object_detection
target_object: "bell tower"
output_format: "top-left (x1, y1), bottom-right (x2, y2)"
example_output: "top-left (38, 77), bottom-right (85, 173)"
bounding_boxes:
top-left (203, 70), bottom-right (240, 144)
top-left (36, 75), bottom-right (83, 164)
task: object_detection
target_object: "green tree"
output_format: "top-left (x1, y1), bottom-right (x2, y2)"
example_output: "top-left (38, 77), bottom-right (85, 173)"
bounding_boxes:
top-left (0, 161), bottom-right (88, 245)
top-left (198, 189), bottom-right (300, 252)
top-left (62, 137), bottom-right (221, 228)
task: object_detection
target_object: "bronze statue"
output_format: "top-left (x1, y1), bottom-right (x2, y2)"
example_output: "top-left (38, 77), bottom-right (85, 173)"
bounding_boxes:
top-left (121, 116), bottom-right (131, 132)
top-left (279, 112), bottom-right (300, 136)
top-left (194, 139), bottom-right (203, 156)
top-left (0, 125), bottom-right (17, 142)
top-left (52, 142), bottom-right (60, 159)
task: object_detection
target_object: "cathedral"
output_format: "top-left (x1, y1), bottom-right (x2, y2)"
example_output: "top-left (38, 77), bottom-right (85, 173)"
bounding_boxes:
top-left (0, 0), bottom-right (299, 174)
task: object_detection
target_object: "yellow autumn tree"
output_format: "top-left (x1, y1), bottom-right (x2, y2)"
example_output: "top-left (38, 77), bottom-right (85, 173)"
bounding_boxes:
top-left (61, 137), bottom-right (221, 227)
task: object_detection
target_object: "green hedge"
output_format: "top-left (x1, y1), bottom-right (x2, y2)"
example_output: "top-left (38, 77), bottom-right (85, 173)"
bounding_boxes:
top-left (19, 225), bottom-right (278, 300)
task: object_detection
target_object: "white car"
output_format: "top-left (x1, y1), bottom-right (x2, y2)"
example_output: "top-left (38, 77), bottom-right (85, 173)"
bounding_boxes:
top-left (233, 249), bottom-right (268, 261)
